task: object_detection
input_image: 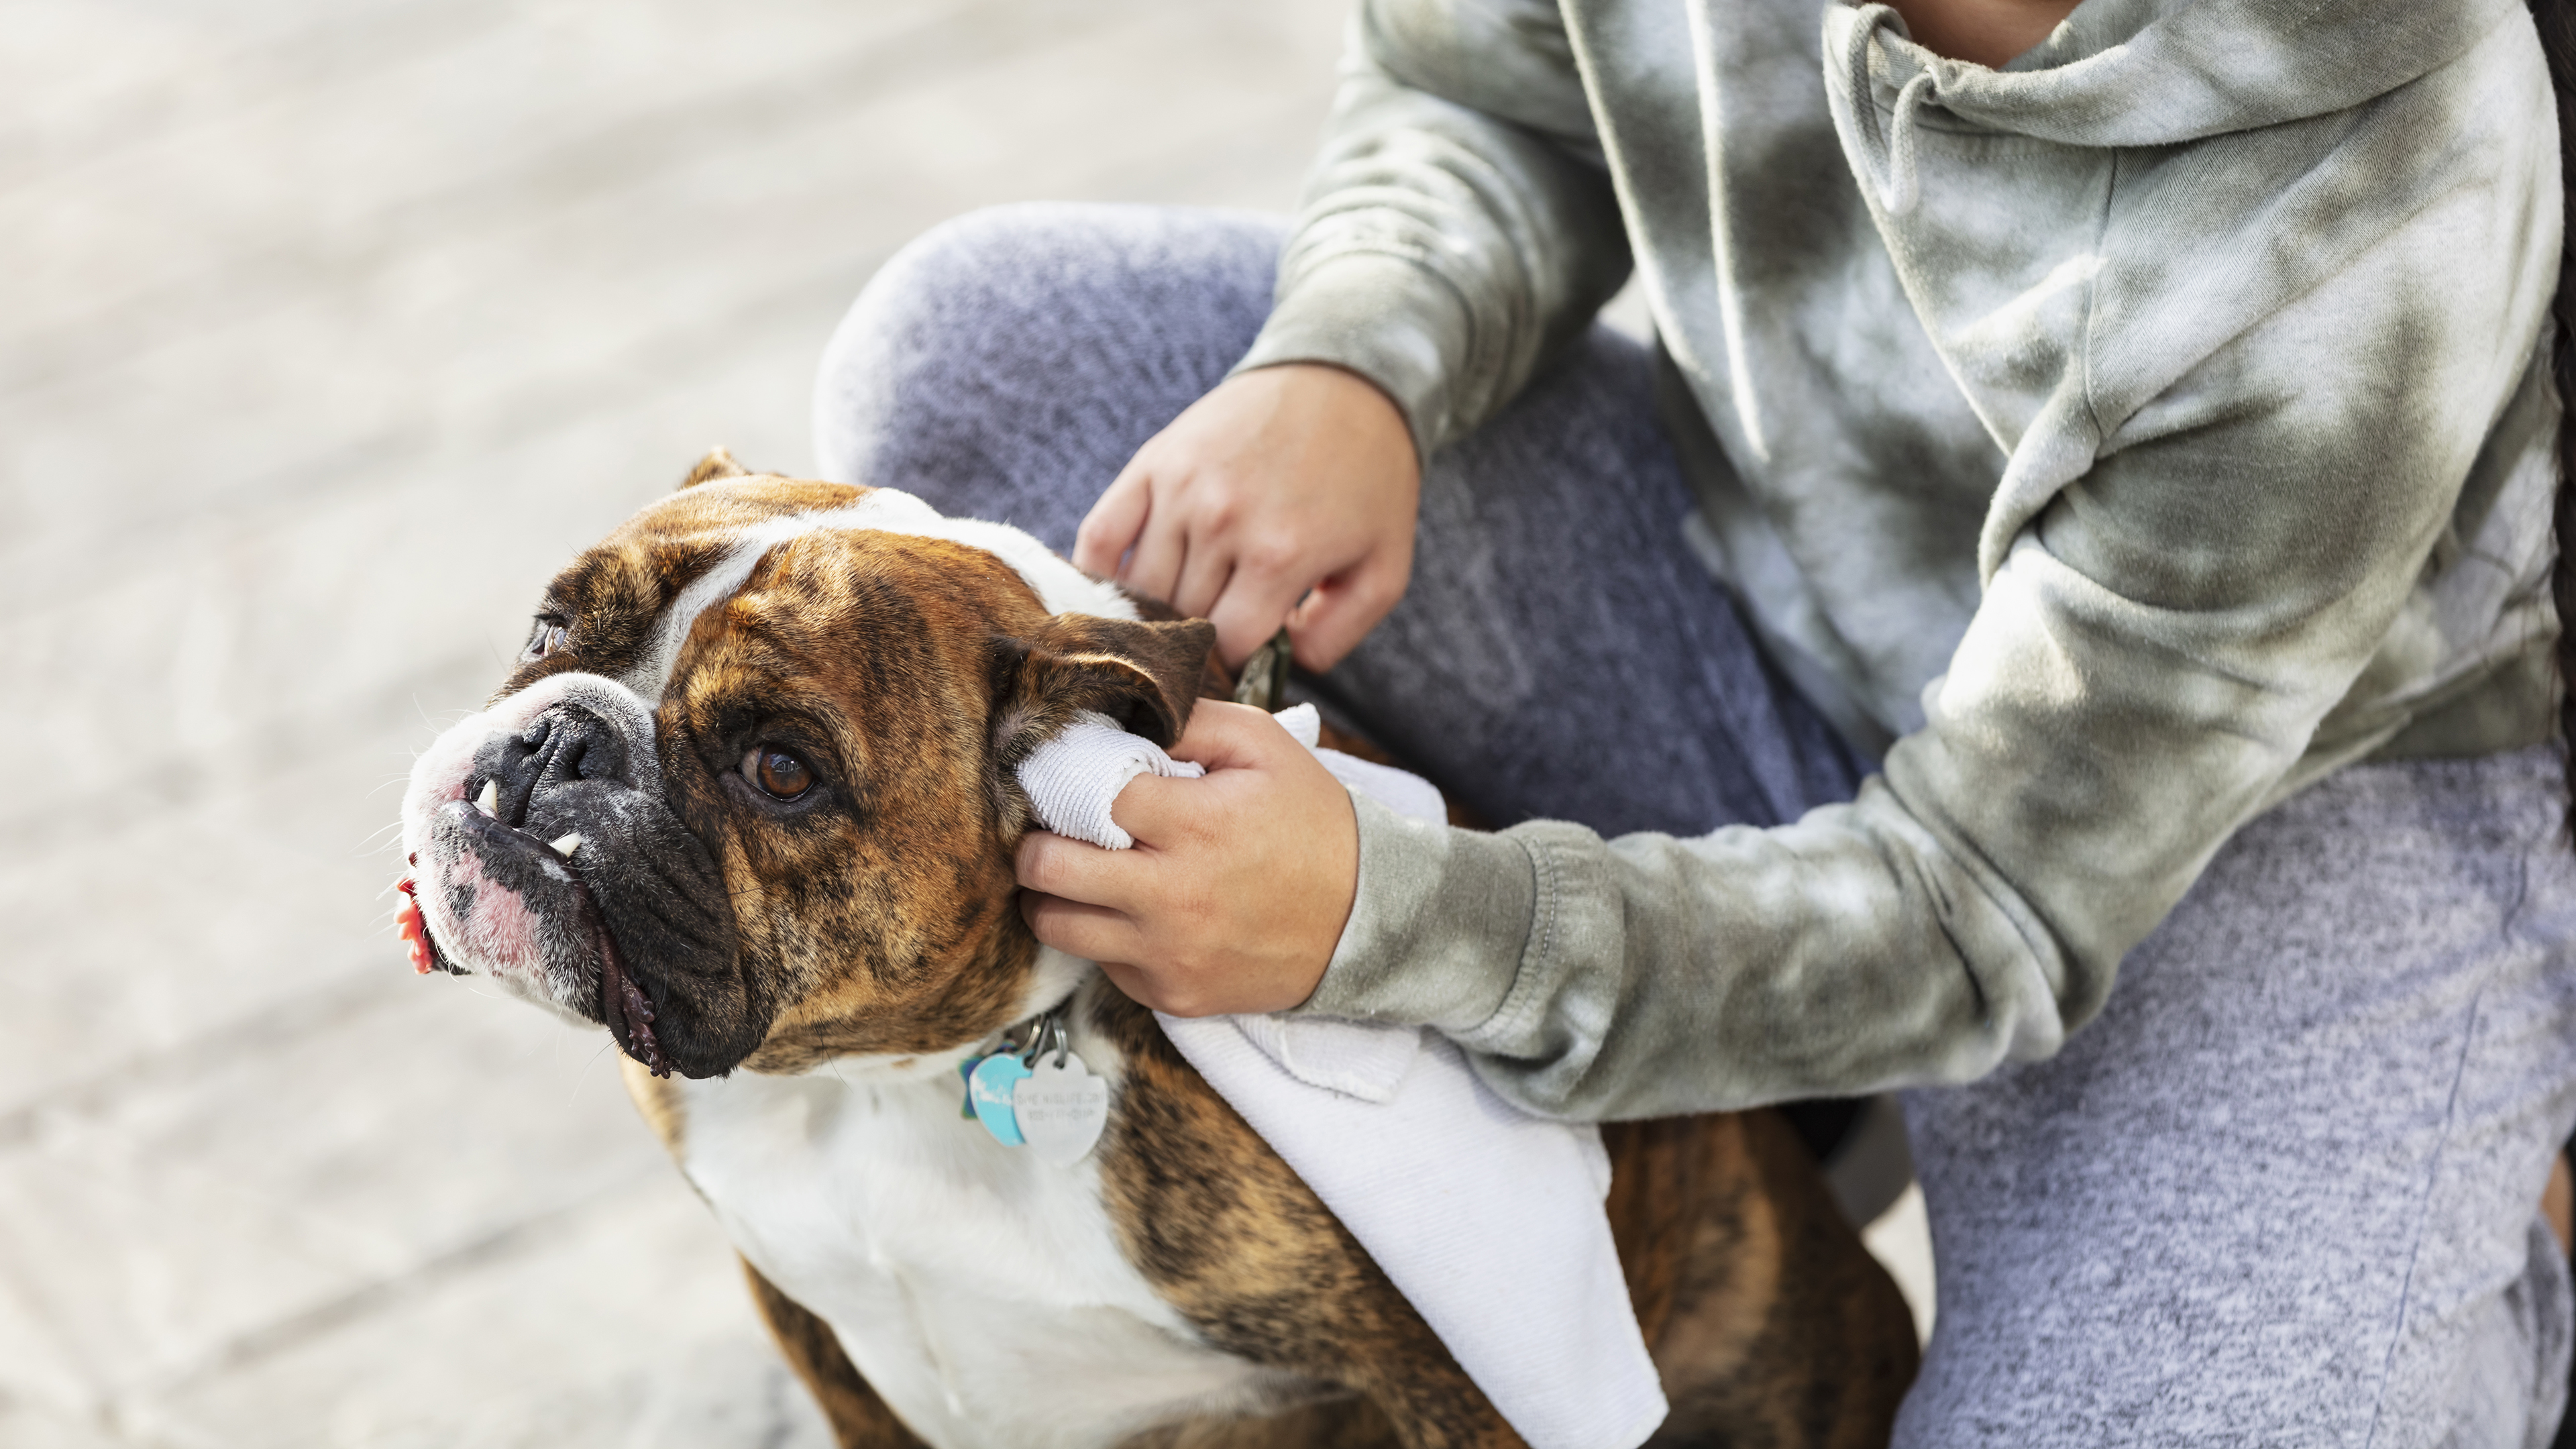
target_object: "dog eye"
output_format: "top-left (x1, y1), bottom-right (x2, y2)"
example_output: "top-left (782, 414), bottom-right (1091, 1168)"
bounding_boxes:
top-left (522, 616), bottom-right (570, 661)
top-left (743, 746), bottom-right (814, 801)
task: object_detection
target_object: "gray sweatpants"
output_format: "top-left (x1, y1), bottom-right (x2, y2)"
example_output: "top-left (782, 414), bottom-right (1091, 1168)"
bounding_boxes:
top-left (814, 203), bottom-right (2576, 1446)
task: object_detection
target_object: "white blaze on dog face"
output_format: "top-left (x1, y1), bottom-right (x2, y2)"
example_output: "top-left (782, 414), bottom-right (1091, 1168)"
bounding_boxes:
top-left (395, 474), bottom-right (1212, 1080)
top-left (617, 484), bottom-right (1141, 707)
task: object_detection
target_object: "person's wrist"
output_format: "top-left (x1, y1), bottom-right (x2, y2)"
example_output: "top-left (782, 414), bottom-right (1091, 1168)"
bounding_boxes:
top-left (1231, 250), bottom-right (1462, 460)
top-left (1309, 364), bottom-right (1415, 480)
top-left (1291, 795), bottom-right (1530, 1032)
top-left (1293, 782), bottom-right (1361, 1008)
top-left (1238, 362), bottom-right (1417, 478)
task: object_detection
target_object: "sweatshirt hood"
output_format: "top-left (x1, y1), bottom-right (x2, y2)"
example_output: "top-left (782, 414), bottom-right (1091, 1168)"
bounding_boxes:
top-left (1829, 0), bottom-right (2528, 148)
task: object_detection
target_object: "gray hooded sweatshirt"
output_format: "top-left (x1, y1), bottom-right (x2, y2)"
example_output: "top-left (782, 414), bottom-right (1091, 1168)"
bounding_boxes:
top-left (1236, 0), bottom-right (2565, 1118)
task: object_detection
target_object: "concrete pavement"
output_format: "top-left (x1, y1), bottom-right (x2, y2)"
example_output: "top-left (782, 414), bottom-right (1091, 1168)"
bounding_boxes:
top-left (0, 3), bottom-right (1342, 1441)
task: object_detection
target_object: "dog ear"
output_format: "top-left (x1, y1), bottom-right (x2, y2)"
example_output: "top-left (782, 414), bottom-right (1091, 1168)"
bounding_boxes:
top-left (680, 447), bottom-right (751, 489)
top-left (988, 614), bottom-right (1217, 761)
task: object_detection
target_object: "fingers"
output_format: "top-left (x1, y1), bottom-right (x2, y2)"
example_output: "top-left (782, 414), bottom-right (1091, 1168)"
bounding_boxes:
top-left (1104, 770), bottom-right (1216, 851)
top-left (1095, 958), bottom-right (1226, 1018)
top-left (1099, 706), bottom-right (1289, 845)
top-left (1170, 538), bottom-right (1234, 622)
top-left (1019, 890), bottom-right (1146, 965)
top-left (1120, 486), bottom-right (1192, 609)
top-left (1154, 700), bottom-right (1287, 776)
top-left (1014, 830), bottom-right (1145, 915)
top-left (1092, 960), bottom-right (1157, 1012)
top-left (1289, 545), bottom-right (1411, 671)
top-left (1073, 469), bottom-right (1151, 578)
top-left (1111, 702), bottom-right (1324, 837)
top-left (1206, 565), bottom-right (1311, 667)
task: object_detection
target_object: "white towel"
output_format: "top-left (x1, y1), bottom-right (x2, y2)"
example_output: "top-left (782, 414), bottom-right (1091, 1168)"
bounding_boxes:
top-left (1016, 704), bottom-right (1669, 1449)
top-left (1014, 710), bottom-right (1205, 848)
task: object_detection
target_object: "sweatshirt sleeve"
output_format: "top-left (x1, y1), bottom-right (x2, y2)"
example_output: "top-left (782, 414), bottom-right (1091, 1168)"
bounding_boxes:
top-left (1295, 140), bottom-right (2560, 1120)
top-left (1231, 0), bottom-right (1634, 458)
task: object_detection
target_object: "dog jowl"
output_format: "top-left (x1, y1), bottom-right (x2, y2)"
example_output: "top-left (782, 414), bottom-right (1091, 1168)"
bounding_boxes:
top-left (398, 669), bottom-right (747, 1075)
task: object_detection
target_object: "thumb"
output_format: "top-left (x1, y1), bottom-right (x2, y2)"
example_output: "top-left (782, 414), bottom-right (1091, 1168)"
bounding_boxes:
top-left (1162, 699), bottom-right (1294, 774)
top-left (1287, 548), bottom-right (1407, 671)
top-left (1073, 468), bottom-right (1151, 577)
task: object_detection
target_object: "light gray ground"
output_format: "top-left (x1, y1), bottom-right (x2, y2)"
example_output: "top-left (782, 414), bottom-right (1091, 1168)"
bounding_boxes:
top-left (0, 3), bottom-right (1346, 1442)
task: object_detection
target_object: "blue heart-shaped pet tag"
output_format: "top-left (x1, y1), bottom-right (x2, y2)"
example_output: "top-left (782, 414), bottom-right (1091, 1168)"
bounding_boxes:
top-left (968, 1053), bottom-right (1032, 1146)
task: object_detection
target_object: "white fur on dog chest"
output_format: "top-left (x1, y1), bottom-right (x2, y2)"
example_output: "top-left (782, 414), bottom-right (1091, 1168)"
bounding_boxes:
top-left (670, 1062), bottom-right (1317, 1449)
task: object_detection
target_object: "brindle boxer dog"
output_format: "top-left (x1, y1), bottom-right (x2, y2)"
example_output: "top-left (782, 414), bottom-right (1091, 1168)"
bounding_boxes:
top-left (394, 451), bottom-right (1919, 1449)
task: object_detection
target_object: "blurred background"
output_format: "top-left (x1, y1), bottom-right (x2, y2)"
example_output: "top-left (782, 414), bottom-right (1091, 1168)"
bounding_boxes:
top-left (0, 2), bottom-right (1927, 1444)
top-left (0, 1), bottom-right (1346, 1442)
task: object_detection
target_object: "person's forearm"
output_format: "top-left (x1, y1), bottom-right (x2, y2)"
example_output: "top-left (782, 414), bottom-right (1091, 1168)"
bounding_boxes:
top-left (1236, 0), bottom-right (1631, 458)
top-left (1301, 784), bottom-right (2079, 1120)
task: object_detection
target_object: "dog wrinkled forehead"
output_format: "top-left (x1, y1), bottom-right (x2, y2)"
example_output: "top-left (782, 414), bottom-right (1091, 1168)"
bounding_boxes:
top-left (527, 478), bottom-right (1144, 709)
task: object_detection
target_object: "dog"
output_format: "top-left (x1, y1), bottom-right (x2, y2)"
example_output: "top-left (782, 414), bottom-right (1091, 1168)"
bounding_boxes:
top-left (394, 451), bottom-right (1919, 1448)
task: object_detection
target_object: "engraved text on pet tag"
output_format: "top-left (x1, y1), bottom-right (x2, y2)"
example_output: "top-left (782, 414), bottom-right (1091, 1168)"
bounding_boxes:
top-left (1013, 1052), bottom-right (1110, 1166)
top-left (969, 1053), bottom-right (1032, 1146)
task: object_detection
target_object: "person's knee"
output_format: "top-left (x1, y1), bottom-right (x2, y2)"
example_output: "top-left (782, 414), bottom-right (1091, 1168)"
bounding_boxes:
top-left (813, 204), bottom-right (1284, 509)
top-left (849, 202), bottom-right (1094, 345)
top-left (812, 203), bottom-right (1096, 485)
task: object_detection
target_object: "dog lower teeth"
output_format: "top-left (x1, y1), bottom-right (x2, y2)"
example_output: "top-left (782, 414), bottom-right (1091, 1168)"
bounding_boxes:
top-left (475, 780), bottom-right (500, 816)
top-left (550, 833), bottom-right (582, 859)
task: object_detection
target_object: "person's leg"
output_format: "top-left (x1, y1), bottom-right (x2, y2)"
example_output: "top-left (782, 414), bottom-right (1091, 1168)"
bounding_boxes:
top-left (812, 203), bottom-right (1860, 837)
top-left (1898, 747), bottom-right (2576, 1448)
top-left (815, 202), bottom-right (1283, 547)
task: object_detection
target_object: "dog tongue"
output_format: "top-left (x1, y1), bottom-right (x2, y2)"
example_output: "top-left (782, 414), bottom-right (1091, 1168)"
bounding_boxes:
top-left (393, 877), bottom-right (453, 976)
top-left (598, 928), bottom-right (671, 1078)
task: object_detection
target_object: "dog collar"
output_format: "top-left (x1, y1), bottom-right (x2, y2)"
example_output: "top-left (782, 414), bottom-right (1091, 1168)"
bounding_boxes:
top-left (957, 1002), bottom-right (1108, 1165)
top-left (1232, 628), bottom-right (1292, 711)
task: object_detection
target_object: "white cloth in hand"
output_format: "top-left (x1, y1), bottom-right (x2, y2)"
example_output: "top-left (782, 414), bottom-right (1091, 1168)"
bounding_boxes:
top-left (1014, 710), bottom-right (1204, 848)
top-left (1012, 702), bottom-right (1668, 1449)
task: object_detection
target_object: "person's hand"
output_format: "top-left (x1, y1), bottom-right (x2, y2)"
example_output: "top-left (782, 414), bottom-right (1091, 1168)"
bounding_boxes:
top-left (1015, 702), bottom-right (1357, 1016)
top-left (1074, 364), bottom-right (1419, 670)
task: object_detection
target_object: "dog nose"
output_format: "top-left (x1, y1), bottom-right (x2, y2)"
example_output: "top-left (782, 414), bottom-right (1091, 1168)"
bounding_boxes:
top-left (471, 704), bottom-right (635, 828)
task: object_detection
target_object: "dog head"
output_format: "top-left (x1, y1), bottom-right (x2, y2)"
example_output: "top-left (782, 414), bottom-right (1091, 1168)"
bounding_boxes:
top-left (395, 455), bottom-right (1212, 1079)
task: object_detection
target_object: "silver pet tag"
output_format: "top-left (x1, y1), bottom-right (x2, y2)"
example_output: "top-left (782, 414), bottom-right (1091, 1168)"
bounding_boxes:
top-left (1013, 1052), bottom-right (1109, 1166)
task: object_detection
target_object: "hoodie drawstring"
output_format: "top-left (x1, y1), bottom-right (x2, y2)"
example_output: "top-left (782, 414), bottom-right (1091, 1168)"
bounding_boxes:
top-left (1842, 4), bottom-right (1935, 215)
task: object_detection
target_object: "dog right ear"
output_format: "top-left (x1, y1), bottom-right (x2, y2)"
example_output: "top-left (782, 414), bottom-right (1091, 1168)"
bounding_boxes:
top-left (983, 613), bottom-right (1216, 838)
top-left (680, 447), bottom-right (751, 488)
top-left (987, 613), bottom-right (1216, 764)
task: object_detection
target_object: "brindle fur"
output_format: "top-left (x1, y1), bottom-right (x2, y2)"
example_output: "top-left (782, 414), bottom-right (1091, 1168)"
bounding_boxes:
top-left (527, 460), bottom-right (1915, 1446)
top-left (1084, 985), bottom-right (1513, 1448)
top-left (745, 1258), bottom-right (933, 1449)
